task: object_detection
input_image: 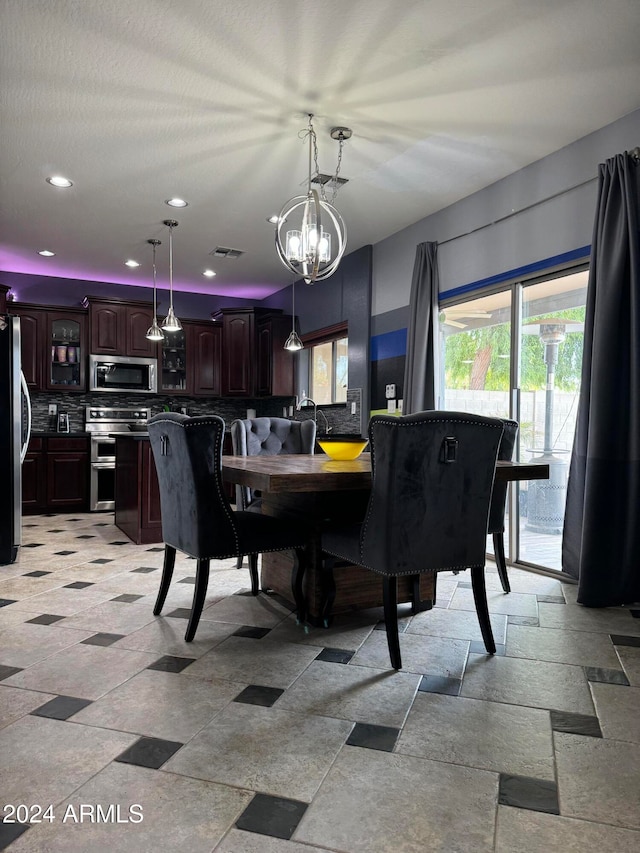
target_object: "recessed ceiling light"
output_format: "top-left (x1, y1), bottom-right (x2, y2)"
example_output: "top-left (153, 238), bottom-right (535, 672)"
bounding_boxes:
top-left (38, 249), bottom-right (56, 257)
top-left (266, 214), bottom-right (280, 224)
top-left (46, 176), bottom-right (73, 188)
top-left (202, 269), bottom-right (216, 278)
top-left (165, 198), bottom-right (188, 208)
top-left (125, 259), bottom-right (140, 268)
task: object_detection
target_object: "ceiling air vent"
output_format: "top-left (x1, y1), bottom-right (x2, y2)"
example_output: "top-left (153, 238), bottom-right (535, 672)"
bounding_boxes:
top-left (210, 246), bottom-right (245, 259)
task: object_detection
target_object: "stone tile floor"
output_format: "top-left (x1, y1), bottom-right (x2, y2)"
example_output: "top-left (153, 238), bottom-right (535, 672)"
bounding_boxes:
top-left (0, 513), bottom-right (639, 852)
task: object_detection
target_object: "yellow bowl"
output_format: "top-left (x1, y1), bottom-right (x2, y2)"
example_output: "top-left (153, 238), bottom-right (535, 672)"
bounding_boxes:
top-left (317, 438), bottom-right (368, 461)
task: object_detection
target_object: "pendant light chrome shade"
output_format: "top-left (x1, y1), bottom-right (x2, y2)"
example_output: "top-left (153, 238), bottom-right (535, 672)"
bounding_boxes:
top-left (275, 115), bottom-right (350, 285)
top-left (284, 276), bottom-right (303, 351)
top-left (146, 238), bottom-right (164, 341)
top-left (161, 219), bottom-right (182, 332)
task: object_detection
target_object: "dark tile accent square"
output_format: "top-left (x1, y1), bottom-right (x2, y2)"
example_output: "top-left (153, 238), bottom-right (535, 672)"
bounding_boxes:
top-left (23, 542), bottom-right (44, 548)
top-left (0, 665), bottom-right (23, 681)
top-left (0, 821), bottom-right (30, 849)
top-left (111, 593), bottom-right (144, 603)
top-left (93, 522), bottom-right (109, 527)
top-left (550, 710), bottom-right (602, 738)
top-left (235, 793), bottom-right (308, 841)
top-left (82, 632), bottom-right (125, 647)
top-left (418, 675), bottom-right (461, 696)
top-left (90, 558), bottom-right (113, 565)
top-left (346, 722), bottom-right (399, 752)
top-left (629, 609), bottom-right (640, 619)
top-left (26, 614), bottom-right (65, 625)
top-left (233, 626), bottom-right (271, 639)
top-left (64, 581), bottom-right (94, 589)
top-left (508, 616), bottom-right (540, 627)
top-left (131, 566), bottom-right (158, 573)
top-left (234, 685), bottom-right (284, 707)
top-left (109, 541), bottom-right (131, 546)
top-left (584, 666), bottom-right (630, 686)
top-left (611, 634), bottom-right (640, 648)
top-left (23, 523), bottom-right (38, 527)
top-left (22, 570), bottom-right (52, 577)
top-left (115, 736), bottom-right (183, 769)
top-left (54, 550), bottom-right (77, 556)
top-left (166, 607), bottom-right (191, 619)
top-left (75, 534), bottom-right (96, 539)
top-left (316, 647), bottom-right (354, 664)
top-left (0, 599), bottom-right (18, 608)
top-left (66, 518), bottom-right (80, 521)
top-left (147, 655), bottom-right (194, 673)
top-left (536, 595), bottom-right (565, 604)
top-left (498, 774), bottom-right (560, 814)
top-left (47, 529), bottom-right (65, 533)
top-left (31, 695), bottom-right (93, 720)
top-left (146, 547), bottom-right (164, 552)
top-left (470, 641), bottom-right (506, 656)
top-left (178, 576), bottom-right (196, 584)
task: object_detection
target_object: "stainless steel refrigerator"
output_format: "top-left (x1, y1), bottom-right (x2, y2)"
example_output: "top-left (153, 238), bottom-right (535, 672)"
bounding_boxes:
top-left (0, 315), bottom-right (32, 565)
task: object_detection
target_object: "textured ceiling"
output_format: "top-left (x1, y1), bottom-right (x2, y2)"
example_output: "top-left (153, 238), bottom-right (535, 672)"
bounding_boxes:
top-left (1, 0), bottom-right (639, 299)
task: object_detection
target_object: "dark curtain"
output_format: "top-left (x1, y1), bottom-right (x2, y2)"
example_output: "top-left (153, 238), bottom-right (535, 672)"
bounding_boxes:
top-left (562, 150), bottom-right (640, 606)
top-left (403, 242), bottom-right (439, 414)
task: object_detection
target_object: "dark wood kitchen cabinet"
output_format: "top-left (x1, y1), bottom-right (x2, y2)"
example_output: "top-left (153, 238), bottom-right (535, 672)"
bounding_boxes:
top-left (11, 304), bottom-right (87, 392)
top-left (159, 321), bottom-right (222, 396)
top-left (213, 308), bottom-right (294, 397)
top-left (23, 435), bottom-right (89, 514)
top-left (84, 297), bottom-right (156, 358)
top-left (114, 436), bottom-right (162, 544)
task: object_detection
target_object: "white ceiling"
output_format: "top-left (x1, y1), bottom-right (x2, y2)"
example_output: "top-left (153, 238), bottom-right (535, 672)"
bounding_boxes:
top-left (1, 0), bottom-right (639, 300)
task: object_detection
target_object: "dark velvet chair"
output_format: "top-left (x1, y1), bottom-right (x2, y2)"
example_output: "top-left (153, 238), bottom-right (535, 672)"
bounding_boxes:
top-left (319, 411), bottom-right (504, 670)
top-left (489, 418), bottom-right (519, 594)
top-left (148, 413), bottom-right (309, 641)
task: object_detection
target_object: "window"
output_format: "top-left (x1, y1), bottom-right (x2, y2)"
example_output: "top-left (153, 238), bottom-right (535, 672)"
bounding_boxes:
top-left (302, 322), bottom-right (348, 404)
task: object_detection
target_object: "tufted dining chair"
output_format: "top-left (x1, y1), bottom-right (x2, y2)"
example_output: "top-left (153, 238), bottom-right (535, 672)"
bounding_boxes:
top-left (148, 413), bottom-right (309, 641)
top-left (488, 418), bottom-right (519, 593)
top-left (319, 411), bottom-right (504, 670)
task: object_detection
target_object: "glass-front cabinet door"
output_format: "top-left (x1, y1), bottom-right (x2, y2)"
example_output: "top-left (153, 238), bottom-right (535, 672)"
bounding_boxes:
top-left (47, 312), bottom-right (86, 391)
top-left (160, 328), bottom-right (188, 393)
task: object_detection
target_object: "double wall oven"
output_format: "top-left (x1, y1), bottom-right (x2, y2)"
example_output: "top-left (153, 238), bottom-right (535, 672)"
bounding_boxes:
top-left (85, 407), bottom-right (150, 511)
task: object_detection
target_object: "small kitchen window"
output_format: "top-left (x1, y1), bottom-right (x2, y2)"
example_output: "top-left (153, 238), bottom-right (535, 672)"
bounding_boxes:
top-left (302, 322), bottom-right (348, 405)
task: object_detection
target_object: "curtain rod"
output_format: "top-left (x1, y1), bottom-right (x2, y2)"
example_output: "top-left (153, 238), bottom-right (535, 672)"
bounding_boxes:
top-left (438, 175), bottom-right (598, 247)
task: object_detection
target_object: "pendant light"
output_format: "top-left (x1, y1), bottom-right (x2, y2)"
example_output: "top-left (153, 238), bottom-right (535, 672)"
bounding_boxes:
top-left (275, 114), bottom-right (350, 284)
top-left (161, 219), bottom-right (182, 332)
top-left (145, 239), bottom-right (164, 341)
top-left (284, 276), bottom-right (303, 352)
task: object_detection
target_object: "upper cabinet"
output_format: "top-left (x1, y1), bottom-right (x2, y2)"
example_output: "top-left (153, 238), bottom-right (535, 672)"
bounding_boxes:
top-left (84, 297), bottom-right (156, 358)
top-left (11, 304), bottom-right (87, 392)
top-left (159, 321), bottom-right (222, 397)
top-left (212, 308), bottom-right (294, 397)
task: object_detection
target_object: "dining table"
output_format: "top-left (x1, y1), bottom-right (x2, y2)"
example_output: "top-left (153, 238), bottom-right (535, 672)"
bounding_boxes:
top-left (221, 452), bottom-right (550, 625)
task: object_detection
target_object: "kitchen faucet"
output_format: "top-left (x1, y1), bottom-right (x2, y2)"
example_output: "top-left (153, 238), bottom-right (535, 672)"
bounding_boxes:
top-left (296, 393), bottom-right (332, 434)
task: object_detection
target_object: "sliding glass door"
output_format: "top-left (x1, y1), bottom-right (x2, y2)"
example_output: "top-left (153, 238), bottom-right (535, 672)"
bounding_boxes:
top-left (441, 268), bottom-right (587, 573)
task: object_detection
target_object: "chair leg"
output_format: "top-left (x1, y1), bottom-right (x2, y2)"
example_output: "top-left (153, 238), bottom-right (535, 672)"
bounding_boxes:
top-left (382, 575), bottom-right (402, 670)
top-left (410, 573), bottom-right (431, 613)
top-left (291, 548), bottom-right (307, 626)
top-left (470, 565), bottom-right (496, 654)
top-left (320, 556), bottom-right (337, 628)
top-left (153, 545), bottom-right (176, 615)
top-left (247, 553), bottom-right (259, 596)
top-left (236, 555), bottom-right (244, 570)
top-left (493, 532), bottom-right (511, 593)
top-left (185, 558), bottom-right (210, 642)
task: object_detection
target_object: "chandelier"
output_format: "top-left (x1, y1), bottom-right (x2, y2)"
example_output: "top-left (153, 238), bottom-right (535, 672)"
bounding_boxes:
top-left (275, 114), bottom-right (350, 284)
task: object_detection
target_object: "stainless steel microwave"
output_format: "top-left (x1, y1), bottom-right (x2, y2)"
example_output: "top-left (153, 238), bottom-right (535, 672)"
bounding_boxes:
top-left (89, 354), bottom-right (157, 393)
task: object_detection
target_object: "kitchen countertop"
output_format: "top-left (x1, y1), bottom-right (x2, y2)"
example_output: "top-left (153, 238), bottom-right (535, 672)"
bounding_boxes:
top-left (31, 431), bottom-right (90, 437)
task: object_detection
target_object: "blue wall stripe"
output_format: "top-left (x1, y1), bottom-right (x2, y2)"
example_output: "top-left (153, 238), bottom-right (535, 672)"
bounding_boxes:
top-left (440, 245), bottom-right (591, 302)
top-left (371, 327), bottom-right (407, 361)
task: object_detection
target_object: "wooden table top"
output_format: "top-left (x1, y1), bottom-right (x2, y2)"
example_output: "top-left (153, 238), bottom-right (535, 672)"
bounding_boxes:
top-left (221, 452), bottom-right (550, 494)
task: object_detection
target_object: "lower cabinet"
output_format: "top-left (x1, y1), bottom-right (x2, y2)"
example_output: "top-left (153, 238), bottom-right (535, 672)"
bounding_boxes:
top-left (23, 436), bottom-right (89, 514)
top-left (113, 437), bottom-right (162, 544)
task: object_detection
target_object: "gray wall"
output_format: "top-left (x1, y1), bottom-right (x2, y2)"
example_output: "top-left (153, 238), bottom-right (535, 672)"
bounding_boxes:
top-left (372, 109), bottom-right (640, 317)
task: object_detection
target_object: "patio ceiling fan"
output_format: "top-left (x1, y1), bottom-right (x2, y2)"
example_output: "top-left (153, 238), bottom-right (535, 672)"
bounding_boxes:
top-left (439, 308), bottom-right (493, 329)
